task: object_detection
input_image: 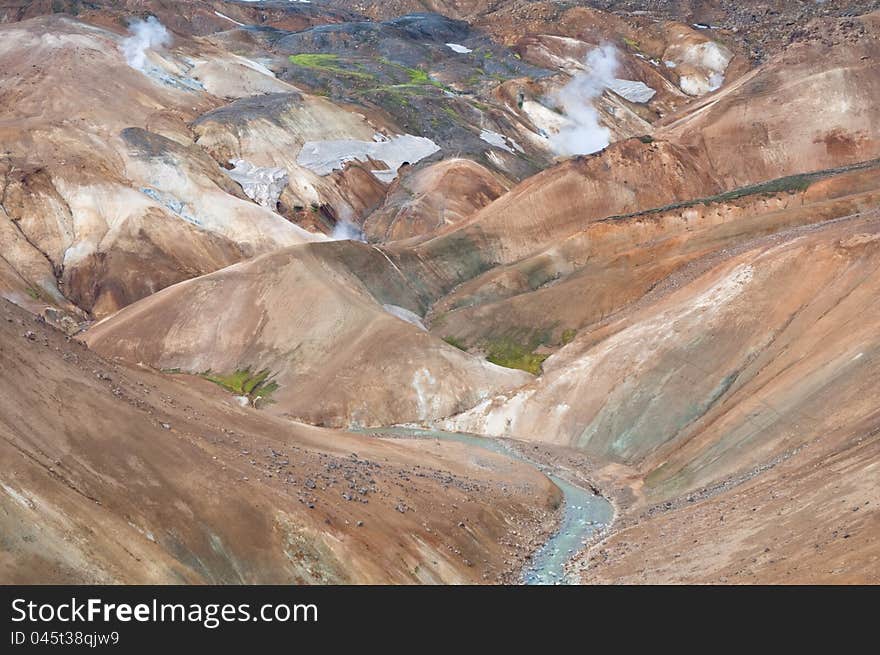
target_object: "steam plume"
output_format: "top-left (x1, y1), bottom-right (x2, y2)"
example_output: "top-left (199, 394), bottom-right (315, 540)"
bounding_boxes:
top-left (122, 16), bottom-right (171, 72)
top-left (330, 220), bottom-right (366, 242)
top-left (549, 44), bottom-right (618, 156)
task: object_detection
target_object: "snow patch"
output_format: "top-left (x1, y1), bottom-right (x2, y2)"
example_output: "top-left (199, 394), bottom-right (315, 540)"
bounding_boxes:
top-left (297, 134), bottom-right (440, 182)
top-left (225, 160), bottom-right (289, 209)
top-left (232, 55), bottom-right (277, 79)
top-left (608, 78), bottom-right (656, 103)
top-left (443, 389), bottom-right (536, 436)
top-left (214, 11), bottom-right (245, 26)
top-left (140, 187), bottom-right (202, 225)
top-left (383, 304), bottom-right (427, 331)
top-left (446, 43), bottom-right (472, 54)
top-left (479, 129), bottom-right (523, 153)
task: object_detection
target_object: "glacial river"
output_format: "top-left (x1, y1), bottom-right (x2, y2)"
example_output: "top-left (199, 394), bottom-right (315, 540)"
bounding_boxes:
top-left (368, 427), bottom-right (614, 585)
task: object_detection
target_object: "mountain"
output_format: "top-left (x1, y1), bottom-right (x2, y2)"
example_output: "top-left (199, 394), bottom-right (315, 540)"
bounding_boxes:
top-left (1, 1), bottom-right (878, 585)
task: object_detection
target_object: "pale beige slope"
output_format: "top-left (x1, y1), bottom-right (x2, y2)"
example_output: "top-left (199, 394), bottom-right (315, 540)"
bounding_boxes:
top-left (192, 90), bottom-right (393, 229)
top-left (0, 298), bottom-right (558, 584)
top-left (0, 16), bottom-right (318, 320)
top-left (85, 242), bottom-right (529, 428)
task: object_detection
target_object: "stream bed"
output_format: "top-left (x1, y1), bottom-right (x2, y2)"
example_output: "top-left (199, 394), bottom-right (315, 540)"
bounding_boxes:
top-left (367, 427), bottom-right (613, 585)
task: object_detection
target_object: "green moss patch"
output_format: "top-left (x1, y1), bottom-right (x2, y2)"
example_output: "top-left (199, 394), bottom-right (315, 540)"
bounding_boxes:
top-left (288, 53), bottom-right (375, 80)
top-left (442, 336), bottom-right (468, 351)
top-left (485, 337), bottom-right (548, 375)
top-left (201, 368), bottom-right (279, 405)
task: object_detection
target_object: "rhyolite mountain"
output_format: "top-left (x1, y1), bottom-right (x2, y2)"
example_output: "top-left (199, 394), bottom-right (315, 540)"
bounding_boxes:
top-left (1, 1), bottom-right (878, 584)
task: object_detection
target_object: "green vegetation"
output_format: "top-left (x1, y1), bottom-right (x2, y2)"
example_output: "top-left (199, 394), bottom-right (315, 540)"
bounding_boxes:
top-left (373, 59), bottom-right (449, 92)
top-left (442, 336), bottom-right (468, 351)
top-left (466, 70), bottom-right (485, 87)
top-left (442, 106), bottom-right (463, 122)
top-left (289, 53), bottom-right (341, 68)
top-left (404, 66), bottom-right (431, 85)
top-left (637, 134), bottom-right (655, 144)
top-left (201, 368), bottom-right (279, 405)
top-left (25, 287), bottom-right (42, 300)
top-left (287, 54), bottom-right (452, 97)
top-left (605, 158), bottom-right (880, 223)
top-left (288, 54), bottom-right (375, 80)
top-left (561, 329), bottom-right (577, 345)
top-left (485, 337), bottom-right (549, 376)
top-left (623, 37), bottom-right (641, 51)
top-left (712, 174), bottom-right (813, 201)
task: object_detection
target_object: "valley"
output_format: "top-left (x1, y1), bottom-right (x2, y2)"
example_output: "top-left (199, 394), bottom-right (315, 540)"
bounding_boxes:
top-left (1, 0), bottom-right (878, 585)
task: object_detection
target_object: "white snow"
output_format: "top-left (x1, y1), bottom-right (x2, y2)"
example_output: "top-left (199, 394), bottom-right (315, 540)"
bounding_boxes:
top-left (608, 78), bottom-right (656, 103)
top-left (383, 304), bottom-right (427, 331)
top-left (446, 43), bottom-right (472, 54)
top-left (297, 134), bottom-right (440, 181)
top-left (214, 11), bottom-right (245, 27)
top-left (225, 160), bottom-right (289, 209)
top-left (479, 129), bottom-right (523, 153)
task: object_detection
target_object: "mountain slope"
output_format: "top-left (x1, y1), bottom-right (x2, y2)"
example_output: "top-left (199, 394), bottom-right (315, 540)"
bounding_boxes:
top-left (84, 241), bottom-right (529, 428)
top-left (0, 298), bottom-right (558, 583)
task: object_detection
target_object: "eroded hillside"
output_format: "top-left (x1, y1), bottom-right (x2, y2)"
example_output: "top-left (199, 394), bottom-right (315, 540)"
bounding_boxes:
top-left (1, 1), bottom-right (878, 584)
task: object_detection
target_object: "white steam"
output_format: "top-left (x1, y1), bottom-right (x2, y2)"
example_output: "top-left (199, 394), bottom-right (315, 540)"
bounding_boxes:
top-left (122, 16), bottom-right (171, 72)
top-left (549, 44), bottom-right (618, 157)
top-left (330, 221), bottom-right (366, 242)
